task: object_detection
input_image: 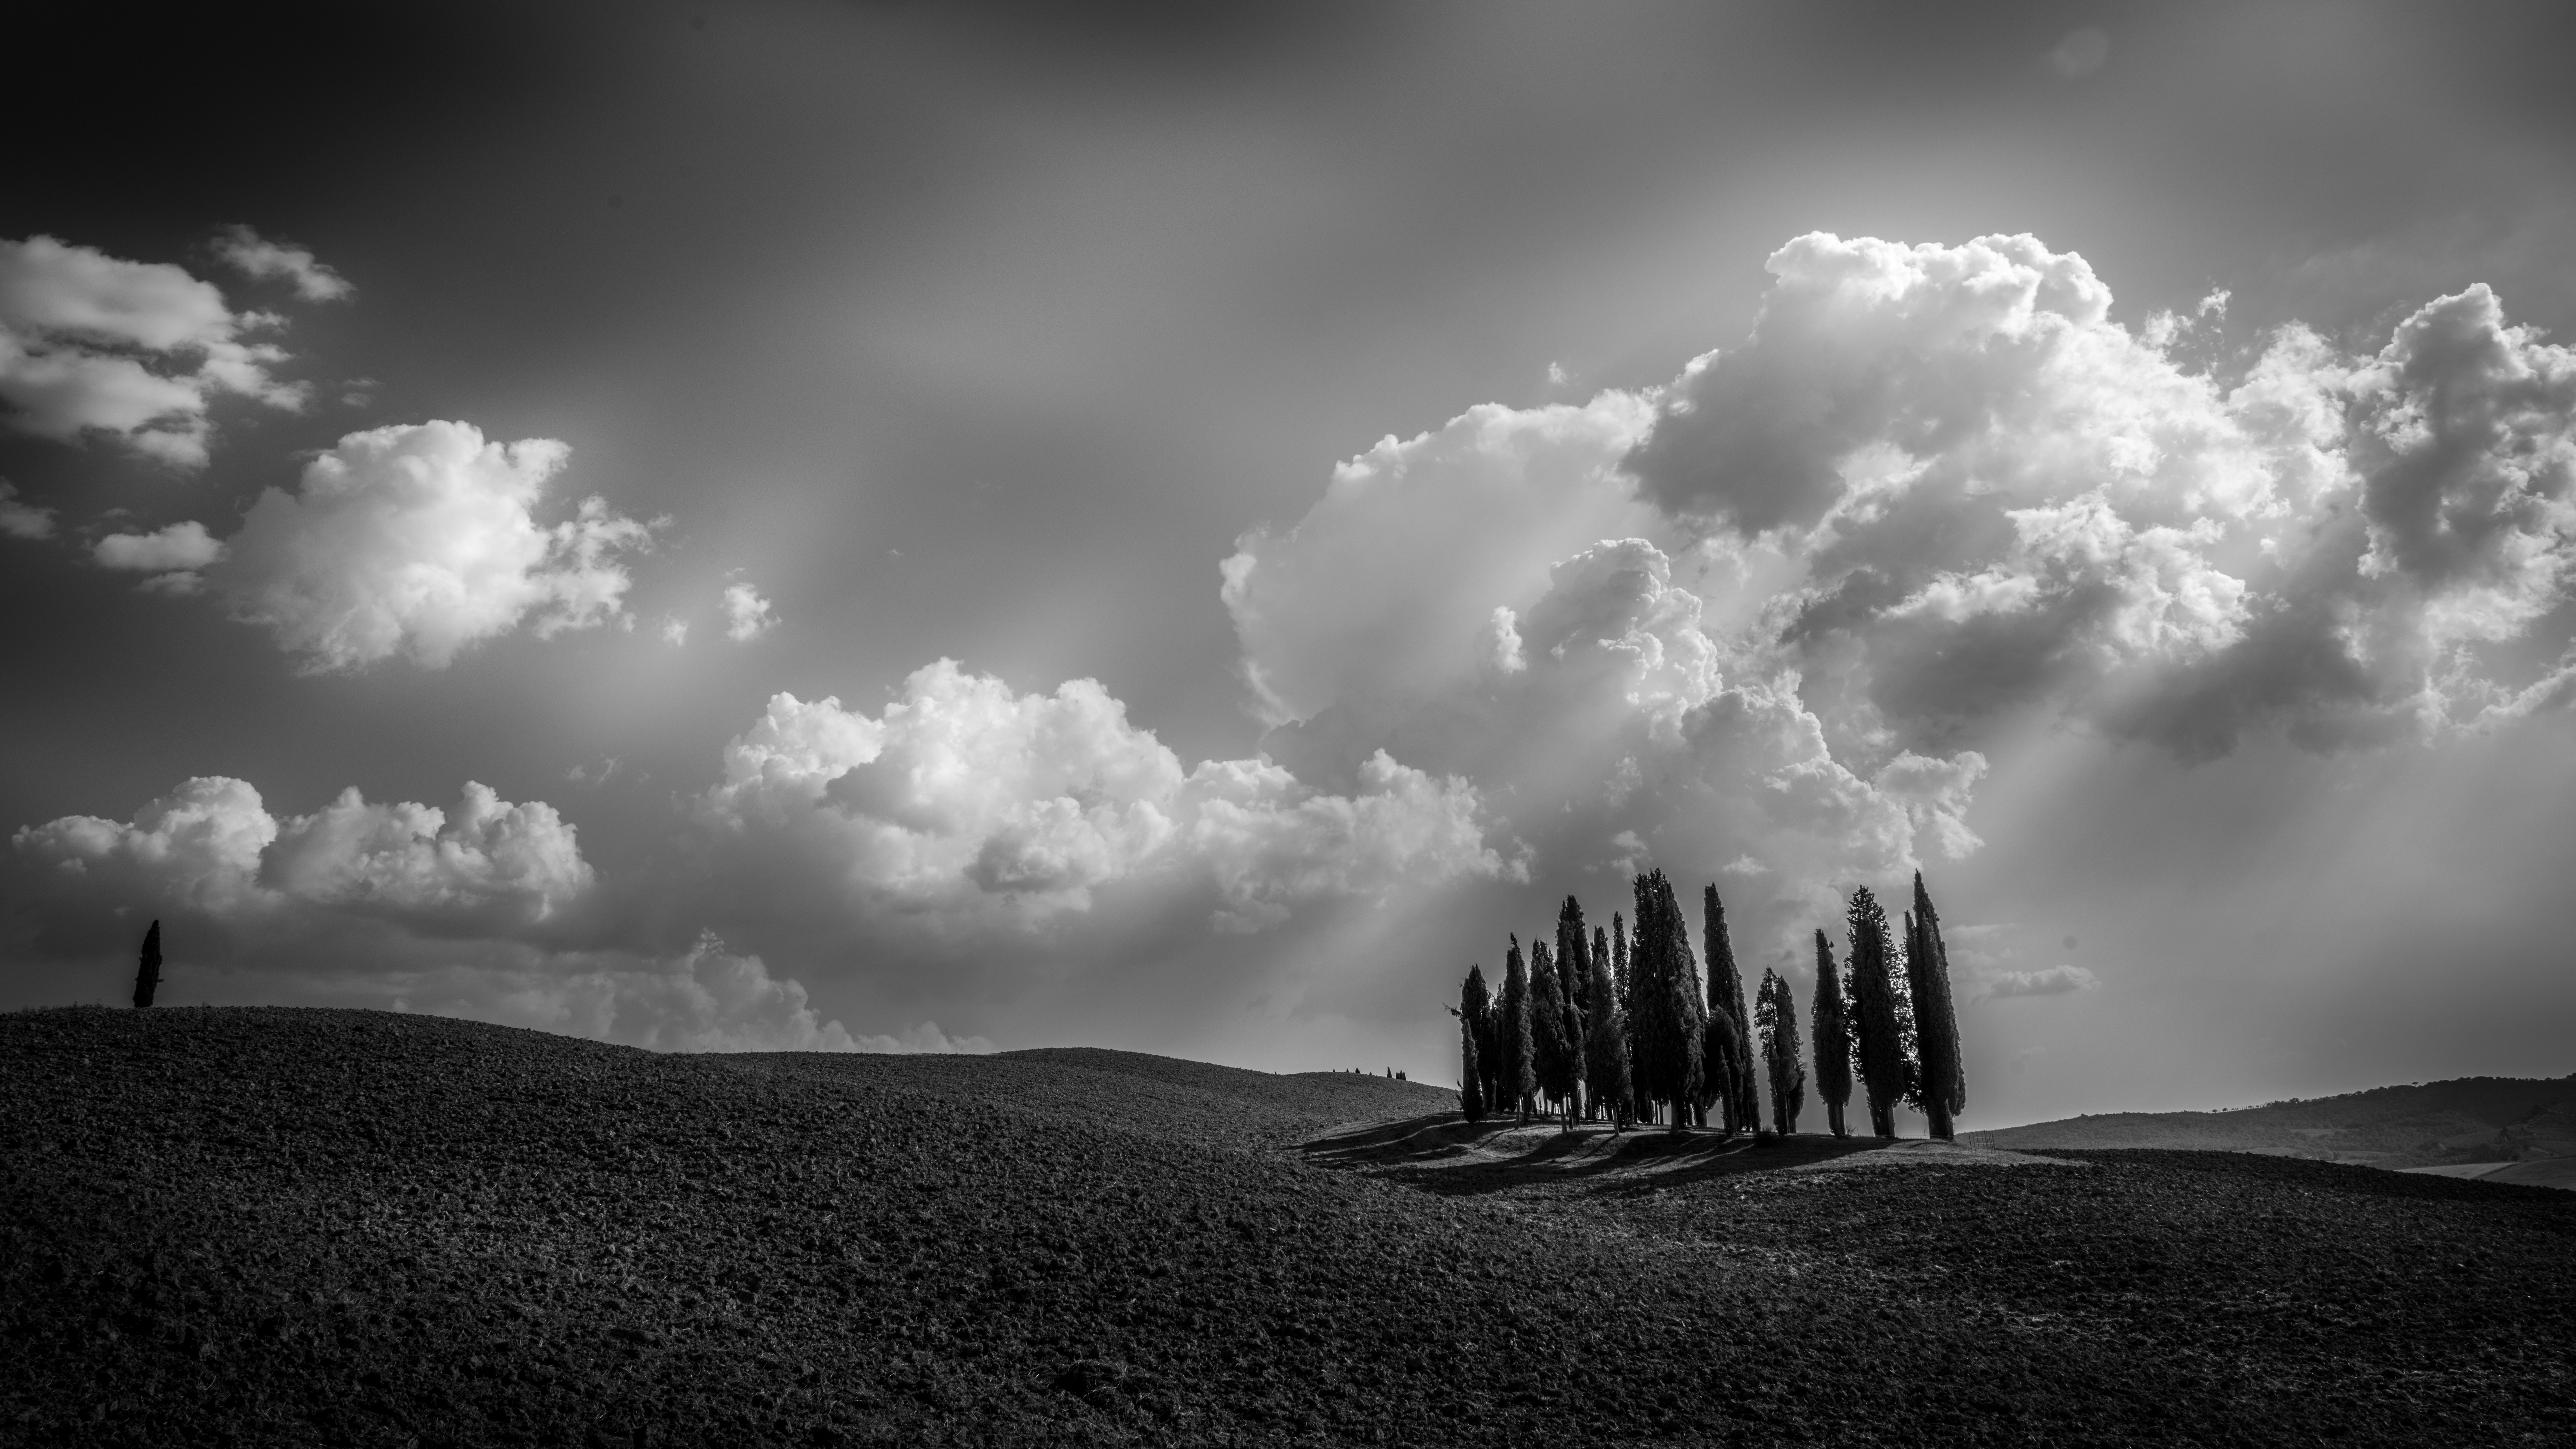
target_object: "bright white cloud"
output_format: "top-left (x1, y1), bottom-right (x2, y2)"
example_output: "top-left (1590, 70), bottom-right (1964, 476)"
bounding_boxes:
top-left (721, 580), bottom-right (775, 641)
top-left (0, 481), bottom-right (56, 539)
top-left (12, 775), bottom-right (592, 938)
top-left (212, 420), bottom-right (655, 671)
top-left (94, 520), bottom-right (222, 572)
top-left (0, 234), bottom-right (305, 467)
top-left (212, 224), bottom-right (352, 303)
top-left (698, 658), bottom-right (1504, 940)
top-left (1616, 232), bottom-right (2576, 760)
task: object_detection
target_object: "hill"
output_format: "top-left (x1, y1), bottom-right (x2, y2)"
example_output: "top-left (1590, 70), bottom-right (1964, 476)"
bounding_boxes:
top-left (1960, 1073), bottom-right (2576, 1169)
top-left (6, 1007), bottom-right (2574, 1447)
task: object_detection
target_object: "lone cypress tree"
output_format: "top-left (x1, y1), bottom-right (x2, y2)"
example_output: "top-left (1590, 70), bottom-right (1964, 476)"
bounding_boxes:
top-left (1702, 886), bottom-right (1758, 1135)
top-left (1847, 887), bottom-right (1910, 1139)
top-left (1457, 968), bottom-right (1490, 1122)
top-left (1500, 936), bottom-right (1536, 1120)
top-left (1583, 945), bottom-right (1632, 1131)
top-left (1756, 968), bottom-right (1807, 1135)
top-left (1530, 941), bottom-right (1578, 1127)
top-left (1908, 872), bottom-right (1967, 1141)
top-left (131, 920), bottom-right (162, 1010)
top-left (1810, 929), bottom-right (1853, 1138)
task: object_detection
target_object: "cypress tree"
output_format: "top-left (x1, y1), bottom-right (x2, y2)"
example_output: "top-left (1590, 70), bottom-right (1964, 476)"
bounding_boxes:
top-left (1583, 945), bottom-right (1632, 1131)
top-left (1554, 895), bottom-right (1590, 1118)
top-left (1810, 930), bottom-right (1852, 1138)
top-left (1458, 968), bottom-right (1490, 1122)
top-left (1500, 936), bottom-right (1536, 1120)
top-left (1461, 964), bottom-right (1497, 1115)
top-left (1756, 968), bottom-right (1807, 1135)
top-left (131, 920), bottom-right (162, 1010)
top-left (1908, 873), bottom-right (1967, 1140)
top-left (1630, 871), bottom-right (1704, 1133)
top-left (1701, 886), bottom-right (1758, 1135)
top-left (1847, 887), bottom-right (1910, 1139)
top-left (1701, 1004), bottom-right (1739, 1133)
top-left (1530, 941), bottom-right (1577, 1127)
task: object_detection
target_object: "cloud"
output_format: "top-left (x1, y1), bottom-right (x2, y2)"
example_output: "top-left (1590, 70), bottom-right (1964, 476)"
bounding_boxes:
top-left (94, 520), bottom-right (222, 572)
top-left (0, 234), bottom-right (305, 466)
top-left (1977, 964), bottom-right (2101, 1000)
top-left (660, 616), bottom-right (689, 646)
top-left (210, 420), bottom-right (655, 671)
top-left (696, 658), bottom-right (1504, 942)
top-left (851, 1020), bottom-right (996, 1055)
top-left (721, 580), bottom-right (775, 641)
top-left (212, 225), bottom-right (353, 303)
top-left (0, 481), bottom-right (56, 539)
top-left (12, 775), bottom-right (592, 944)
top-left (1617, 232), bottom-right (2576, 762)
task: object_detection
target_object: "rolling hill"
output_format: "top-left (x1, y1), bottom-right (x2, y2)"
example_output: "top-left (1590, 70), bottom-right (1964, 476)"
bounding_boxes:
top-left (1960, 1074), bottom-right (2576, 1170)
top-left (5, 1006), bottom-right (2573, 1447)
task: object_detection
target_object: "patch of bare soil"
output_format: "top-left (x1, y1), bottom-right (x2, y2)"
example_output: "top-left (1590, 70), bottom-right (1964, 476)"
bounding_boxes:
top-left (7, 1007), bottom-right (2574, 1447)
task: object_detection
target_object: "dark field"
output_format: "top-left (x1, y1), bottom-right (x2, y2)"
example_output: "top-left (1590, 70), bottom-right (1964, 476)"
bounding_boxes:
top-left (4, 1007), bottom-right (2572, 1447)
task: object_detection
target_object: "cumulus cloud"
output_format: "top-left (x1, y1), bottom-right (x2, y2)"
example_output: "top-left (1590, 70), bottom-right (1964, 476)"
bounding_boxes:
top-left (697, 659), bottom-right (1504, 941)
top-left (212, 225), bottom-right (352, 303)
top-left (94, 520), bottom-right (222, 572)
top-left (12, 775), bottom-right (592, 943)
top-left (1618, 232), bottom-right (2576, 762)
top-left (0, 234), bottom-right (305, 467)
top-left (1977, 964), bottom-right (2101, 1000)
top-left (0, 481), bottom-right (56, 539)
top-left (211, 420), bottom-right (655, 671)
top-left (721, 580), bottom-right (775, 641)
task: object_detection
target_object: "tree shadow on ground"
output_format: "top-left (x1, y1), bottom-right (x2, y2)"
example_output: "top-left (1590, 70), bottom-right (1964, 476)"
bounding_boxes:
top-left (1299, 1112), bottom-right (1900, 1198)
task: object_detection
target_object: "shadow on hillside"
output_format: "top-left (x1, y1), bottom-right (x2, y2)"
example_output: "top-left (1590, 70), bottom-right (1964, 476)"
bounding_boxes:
top-left (1300, 1113), bottom-right (1895, 1197)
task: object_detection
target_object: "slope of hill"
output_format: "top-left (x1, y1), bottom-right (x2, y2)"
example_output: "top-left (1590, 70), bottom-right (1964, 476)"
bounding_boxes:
top-left (6, 1006), bottom-right (2574, 1447)
top-left (1961, 1073), bottom-right (2576, 1169)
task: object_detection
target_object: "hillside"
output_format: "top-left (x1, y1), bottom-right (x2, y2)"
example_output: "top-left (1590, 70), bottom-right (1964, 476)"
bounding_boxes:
top-left (5, 1007), bottom-right (2574, 1447)
top-left (1961, 1074), bottom-right (2576, 1169)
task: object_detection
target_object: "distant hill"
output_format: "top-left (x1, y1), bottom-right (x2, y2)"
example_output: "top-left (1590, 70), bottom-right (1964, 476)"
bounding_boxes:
top-left (1964, 1074), bottom-right (2576, 1170)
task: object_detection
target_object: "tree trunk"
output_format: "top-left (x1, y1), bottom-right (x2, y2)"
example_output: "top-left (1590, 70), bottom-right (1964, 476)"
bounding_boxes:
top-left (1927, 1098), bottom-right (1953, 1142)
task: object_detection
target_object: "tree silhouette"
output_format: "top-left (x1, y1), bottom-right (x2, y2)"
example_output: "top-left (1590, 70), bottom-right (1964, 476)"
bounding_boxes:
top-left (1908, 872), bottom-right (1967, 1141)
top-left (1500, 936), bottom-right (1536, 1120)
top-left (1702, 886), bottom-right (1758, 1135)
top-left (1529, 941), bottom-right (1578, 1128)
top-left (1847, 887), bottom-right (1912, 1139)
top-left (1810, 929), bottom-right (1852, 1138)
top-left (1457, 967), bottom-right (1490, 1121)
top-left (1583, 944), bottom-right (1632, 1131)
top-left (1630, 871), bottom-right (1704, 1132)
top-left (131, 920), bottom-right (162, 1010)
top-left (1756, 968), bottom-right (1807, 1135)
top-left (1554, 895), bottom-right (1590, 1119)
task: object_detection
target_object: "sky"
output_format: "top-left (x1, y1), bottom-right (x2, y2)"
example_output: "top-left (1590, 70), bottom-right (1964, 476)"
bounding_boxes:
top-left (7, 0), bottom-right (2576, 1127)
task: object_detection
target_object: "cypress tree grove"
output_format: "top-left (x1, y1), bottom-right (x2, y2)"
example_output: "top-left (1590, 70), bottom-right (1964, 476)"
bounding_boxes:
top-left (1500, 936), bottom-right (1536, 1120)
top-left (1583, 946), bottom-right (1632, 1131)
top-left (1810, 930), bottom-right (1853, 1138)
top-left (1702, 886), bottom-right (1758, 1135)
top-left (131, 920), bottom-right (162, 1010)
top-left (1457, 968), bottom-right (1489, 1122)
top-left (1756, 968), bottom-right (1808, 1135)
top-left (1529, 941), bottom-right (1577, 1127)
top-left (1908, 872), bottom-right (1967, 1140)
top-left (1847, 886), bottom-right (1912, 1139)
